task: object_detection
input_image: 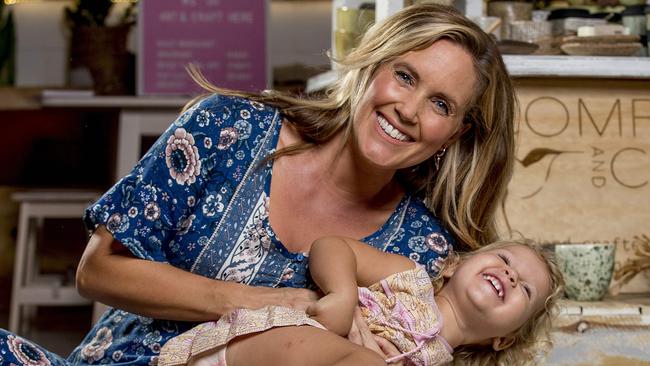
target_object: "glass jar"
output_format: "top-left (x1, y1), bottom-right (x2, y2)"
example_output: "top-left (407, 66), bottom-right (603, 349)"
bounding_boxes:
top-left (622, 5), bottom-right (647, 56)
top-left (646, 5), bottom-right (650, 53)
top-left (331, 0), bottom-right (376, 67)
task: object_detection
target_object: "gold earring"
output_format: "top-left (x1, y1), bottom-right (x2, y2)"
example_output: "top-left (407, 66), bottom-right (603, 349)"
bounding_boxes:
top-left (434, 147), bottom-right (447, 171)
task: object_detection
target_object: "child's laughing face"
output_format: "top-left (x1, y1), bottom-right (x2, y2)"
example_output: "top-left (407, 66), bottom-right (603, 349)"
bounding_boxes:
top-left (440, 244), bottom-right (552, 343)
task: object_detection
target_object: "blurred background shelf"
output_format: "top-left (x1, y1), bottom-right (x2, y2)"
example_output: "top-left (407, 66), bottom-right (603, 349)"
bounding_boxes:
top-left (0, 88), bottom-right (42, 110)
top-left (40, 93), bottom-right (190, 109)
top-left (547, 294), bottom-right (650, 365)
top-left (503, 55), bottom-right (650, 79)
top-left (307, 55), bottom-right (650, 93)
top-left (558, 294), bottom-right (650, 325)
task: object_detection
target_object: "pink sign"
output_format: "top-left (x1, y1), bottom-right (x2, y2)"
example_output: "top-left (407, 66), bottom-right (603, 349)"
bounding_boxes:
top-left (138, 0), bottom-right (268, 95)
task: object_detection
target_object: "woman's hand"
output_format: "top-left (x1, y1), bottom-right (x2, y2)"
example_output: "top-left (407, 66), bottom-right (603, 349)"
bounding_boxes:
top-left (250, 286), bottom-right (319, 312)
top-left (280, 287), bottom-right (320, 311)
top-left (348, 307), bottom-right (404, 365)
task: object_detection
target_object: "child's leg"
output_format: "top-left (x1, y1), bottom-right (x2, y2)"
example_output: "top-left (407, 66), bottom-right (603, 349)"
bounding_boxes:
top-left (226, 325), bottom-right (386, 366)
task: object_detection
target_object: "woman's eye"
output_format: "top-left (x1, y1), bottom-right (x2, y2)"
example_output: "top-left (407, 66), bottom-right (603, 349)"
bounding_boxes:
top-left (497, 253), bottom-right (510, 265)
top-left (523, 284), bottom-right (531, 298)
top-left (395, 70), bottom-right (413, 85)
top-left (432, 99), bottom-right (450, 116)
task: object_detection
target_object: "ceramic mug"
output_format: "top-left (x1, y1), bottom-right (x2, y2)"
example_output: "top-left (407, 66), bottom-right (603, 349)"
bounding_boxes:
top-left (555, 243), bottom-right (616, 301)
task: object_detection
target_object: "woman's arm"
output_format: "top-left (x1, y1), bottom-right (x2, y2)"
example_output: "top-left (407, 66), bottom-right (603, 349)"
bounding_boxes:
top-left (76, 226), bottom-right (318, 322)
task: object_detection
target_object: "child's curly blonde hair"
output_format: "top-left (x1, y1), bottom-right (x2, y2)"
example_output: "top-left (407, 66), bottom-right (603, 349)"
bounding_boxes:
top-left (432, 239), bottom-right (565, 366)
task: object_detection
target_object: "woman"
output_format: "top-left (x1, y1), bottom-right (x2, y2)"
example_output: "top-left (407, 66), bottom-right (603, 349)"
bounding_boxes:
top-left (0, 4), bottom-right (516, 366)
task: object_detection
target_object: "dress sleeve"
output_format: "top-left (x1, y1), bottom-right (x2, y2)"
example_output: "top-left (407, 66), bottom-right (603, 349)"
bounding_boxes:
top-left (83, 94), bottom-right (245, 262)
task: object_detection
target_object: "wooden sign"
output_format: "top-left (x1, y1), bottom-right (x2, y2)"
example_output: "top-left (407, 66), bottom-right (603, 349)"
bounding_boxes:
top-left (501, 78), bottom-right (650, 294)
top-left (138, 0), bottom-right (268, 95)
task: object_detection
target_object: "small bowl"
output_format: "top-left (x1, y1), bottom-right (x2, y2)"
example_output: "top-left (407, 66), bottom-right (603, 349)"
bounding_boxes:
top-left (555, 243), bottom-right (615, 301)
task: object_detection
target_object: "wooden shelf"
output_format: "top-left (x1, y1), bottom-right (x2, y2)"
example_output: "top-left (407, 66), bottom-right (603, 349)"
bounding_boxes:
top-left (0, 88), bottom-right (195, 110)
top-left (41, 94), bottom-right (192, 109)
top-left (556, 294), bottom-right (650, 329)
top-left (0, 88), bottom-right (42, 110)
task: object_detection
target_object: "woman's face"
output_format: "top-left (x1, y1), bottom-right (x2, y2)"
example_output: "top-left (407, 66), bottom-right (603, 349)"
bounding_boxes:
top-left (351, 39), bottom-right (477, 171)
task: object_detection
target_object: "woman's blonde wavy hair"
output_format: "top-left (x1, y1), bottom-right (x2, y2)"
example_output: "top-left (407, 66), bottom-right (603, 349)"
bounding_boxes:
top-left (185, 4), bottom-right (516, 250)
top-left (432, 240), bottom-right (565, 366)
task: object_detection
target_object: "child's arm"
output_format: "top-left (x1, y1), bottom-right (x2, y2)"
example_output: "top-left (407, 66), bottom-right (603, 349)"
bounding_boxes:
top-left (336, 236), bottom-right (416, 287)
top-left (306, 236), bottom-right (416, 336)
top-left (306, 236), bottom-right (359, 336)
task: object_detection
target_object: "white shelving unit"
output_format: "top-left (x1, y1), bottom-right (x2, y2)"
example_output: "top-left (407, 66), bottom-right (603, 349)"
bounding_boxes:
top-left (307, 55), bottom-right (650, 93)
top-left (503, 55), bottom-right (650, 79)
top-left (313, 1), bottom-right (650, 92)
top-left (41, 94), bottom-right (191, 180)
top-left (40, 95), bottom-right (190, 109)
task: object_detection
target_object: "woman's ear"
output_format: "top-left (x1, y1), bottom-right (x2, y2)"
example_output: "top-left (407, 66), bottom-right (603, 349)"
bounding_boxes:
top-left (443, 123), bottom-right (471, 149)
top-left (492, 336), bottom-right (515, 351)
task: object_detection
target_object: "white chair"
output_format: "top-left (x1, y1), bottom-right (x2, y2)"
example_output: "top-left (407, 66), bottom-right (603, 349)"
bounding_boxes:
top-left (9, 191), bottom-right (99, 335)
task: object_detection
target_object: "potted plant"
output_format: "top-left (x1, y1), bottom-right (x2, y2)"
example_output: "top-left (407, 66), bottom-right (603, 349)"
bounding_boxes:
top-left (0, 2), bottom-right (15, 86)
top-left (65, 0), bottom-right (137, 95)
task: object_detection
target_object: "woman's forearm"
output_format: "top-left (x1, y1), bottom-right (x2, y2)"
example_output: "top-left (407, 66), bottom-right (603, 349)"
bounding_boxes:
top-left (76, 226), bottom-right (313, 321)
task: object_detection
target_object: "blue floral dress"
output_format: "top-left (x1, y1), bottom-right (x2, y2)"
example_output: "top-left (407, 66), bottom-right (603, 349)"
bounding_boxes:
top-left (0, 94), bottom-right (454, 366)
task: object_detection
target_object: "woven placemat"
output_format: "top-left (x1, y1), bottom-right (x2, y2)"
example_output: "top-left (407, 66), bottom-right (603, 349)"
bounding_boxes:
top-left (561, 42), bottom-right (641, 56)
top-left (562, 34), bottom-right (640, 44)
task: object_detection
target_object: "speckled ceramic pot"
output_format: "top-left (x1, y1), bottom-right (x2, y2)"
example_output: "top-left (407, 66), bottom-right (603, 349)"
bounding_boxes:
top-left (555, 243), bottom-right (616, 301)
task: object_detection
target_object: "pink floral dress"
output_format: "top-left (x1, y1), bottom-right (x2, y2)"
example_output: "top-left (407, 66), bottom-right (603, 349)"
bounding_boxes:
top-left (159, 265), bottom-right (453, 366)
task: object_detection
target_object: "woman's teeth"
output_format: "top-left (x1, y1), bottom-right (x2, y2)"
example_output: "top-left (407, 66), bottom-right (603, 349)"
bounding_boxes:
top-left (483, 274), bottom-right (504, 300)
top-left (378, 115), bottom-right (410, 142)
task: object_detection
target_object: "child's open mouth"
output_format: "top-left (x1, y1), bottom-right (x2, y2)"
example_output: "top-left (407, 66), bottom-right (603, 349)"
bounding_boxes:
top-left (482, 273), bottom-right (505, 301)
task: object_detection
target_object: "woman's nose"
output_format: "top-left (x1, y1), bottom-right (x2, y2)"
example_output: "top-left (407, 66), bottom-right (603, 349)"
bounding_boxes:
top-left (395, 97), bottom-right (421, 124)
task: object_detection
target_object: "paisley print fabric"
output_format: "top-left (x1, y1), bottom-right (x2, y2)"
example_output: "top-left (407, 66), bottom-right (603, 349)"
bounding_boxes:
top-left (1, 94), bottom-right (453, 365)
top-left (359, 264), bottom-right (454, 365)
top-left (158, 306), bottom-right (325, 366)
top-left (158, 265), bottom-right (453, 366)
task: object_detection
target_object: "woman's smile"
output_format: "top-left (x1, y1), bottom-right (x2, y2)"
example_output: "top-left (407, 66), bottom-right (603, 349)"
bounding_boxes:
top-left (376, 113), bottom-right (413, 143)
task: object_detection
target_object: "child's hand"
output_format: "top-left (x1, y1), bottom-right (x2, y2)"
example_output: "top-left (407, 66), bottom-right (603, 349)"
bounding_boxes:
top-left (306, 292), bottom-right (356, 336)
top-left (375, 336), bottom-right (404, 365)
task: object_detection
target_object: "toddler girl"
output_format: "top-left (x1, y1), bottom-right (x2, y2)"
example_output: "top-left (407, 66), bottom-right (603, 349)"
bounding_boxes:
top-left (159, 237), bottom-right (564, 366)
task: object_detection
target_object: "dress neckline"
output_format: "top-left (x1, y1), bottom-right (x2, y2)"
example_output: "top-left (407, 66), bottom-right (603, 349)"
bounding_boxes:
top-left (262, 119), bottom-right (410, 260)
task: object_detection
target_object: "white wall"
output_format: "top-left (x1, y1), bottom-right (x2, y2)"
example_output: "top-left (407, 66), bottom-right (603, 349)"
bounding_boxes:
top-left (13, 2), bottom-right (69, 87)
top-left (10, 0), bottom-right (332, 87)
top-left (269, 1), bottom-right (331, 69)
